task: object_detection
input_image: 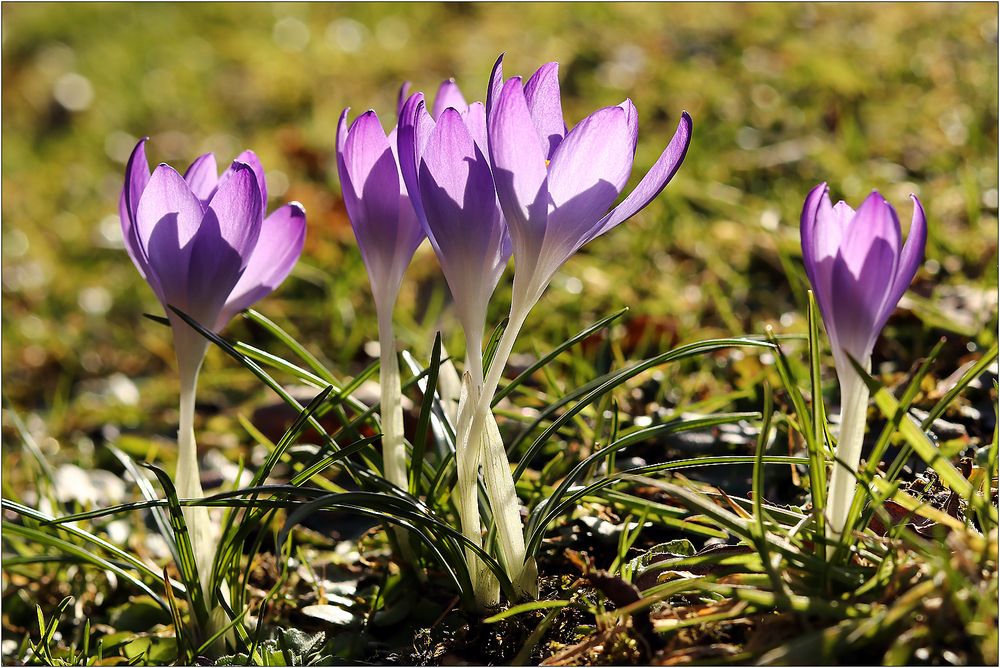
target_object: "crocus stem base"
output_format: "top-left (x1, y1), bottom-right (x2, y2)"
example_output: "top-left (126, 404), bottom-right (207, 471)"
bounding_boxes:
top-left (824, 358), bottom-right (871, 558)
top-left (459, 296), bottom-right (537, 597)
top-left (377, 315), bottom-right (408, 491)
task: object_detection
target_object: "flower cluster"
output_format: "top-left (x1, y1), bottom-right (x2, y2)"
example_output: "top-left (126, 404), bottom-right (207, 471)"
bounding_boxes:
top-left (338, 53), bottom-right (692, 604)
top-left (120, 51), bottom-right (928, 610)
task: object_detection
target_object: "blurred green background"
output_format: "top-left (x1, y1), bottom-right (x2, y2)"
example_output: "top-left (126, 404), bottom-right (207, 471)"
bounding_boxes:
top-left (2, 3), bottom-right (997, 459)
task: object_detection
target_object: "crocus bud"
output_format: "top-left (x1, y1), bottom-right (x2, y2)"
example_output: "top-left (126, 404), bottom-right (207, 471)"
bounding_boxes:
top-left (800, 183), bottom-right (926, 552)
top-left (801, 184), bottom-right (927, 378)
top-left (336, 108), bottom-right (425, 310)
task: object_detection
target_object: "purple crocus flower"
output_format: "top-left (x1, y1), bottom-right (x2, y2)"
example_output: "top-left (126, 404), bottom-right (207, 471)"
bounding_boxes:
top-left (800, 183), bottom-right (927, 375)
top-left (397, 83), bottom-right (511, 378)
top-left (336, 108), bottom-right (425, 309)
top-left (800, 183), bottom-right (926, 552)
top-left (120, 139), bottom-right (307, 335)
top-left (336, 104), bottom-right (425, 494)
top-left (486, 54), bottom-right (692, 307)
top-left (119, 138), bottom-right (306, 596)
top-left (397, 79), bottom-right (514, 608)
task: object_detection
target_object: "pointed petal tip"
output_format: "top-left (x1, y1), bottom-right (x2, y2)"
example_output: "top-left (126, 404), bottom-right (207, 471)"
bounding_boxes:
top-left (288, 201), bottom-right (306, 215)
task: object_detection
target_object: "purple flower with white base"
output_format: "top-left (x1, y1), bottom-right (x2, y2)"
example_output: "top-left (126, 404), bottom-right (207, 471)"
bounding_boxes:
top-left (397, 79), bottom-right (515, 608)
top-left (397, 85), bottom-right (511, 380)
top-left (119, 138), bottom-right (306, 598)
top-left (801, 184), bottom-right (927, 376)
top-left (336, 104), bottom-right (426, 494)
top-left (336, 108), bottom-right (425, 308)
top-left (800, 183), bottom-right (926, 553)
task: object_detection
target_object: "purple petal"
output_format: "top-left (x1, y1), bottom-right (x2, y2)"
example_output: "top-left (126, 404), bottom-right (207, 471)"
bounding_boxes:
top-left (204, 162), bottom-right (264, 267)
top-left (431, 79), bottom-right (468, 119)
top-left (397, 81), bottom-right (412, 116)
top-left (523, 62), bottom-right (566, 158)
top-left (136, 164), bottom-right (207, 308)
top-left (486, 52), bottom-right (505, 122)
top-left (487, 77), bottom-right (549, 269)
top-left (876, 195), bottom-right (927, 333)
top-left (184, 153), bottom-right (219, 204)
top-left (185, 163), bottom-right (263, 327)
top-left (837, 192), bottom-right (901, 280)
top-left (544, 105), bottom-right (634, 254)
top-left (619, 99), bottom-right (638, 157)
top-left (338, 109), bottom-right (425, 298)
top-left (829, 231), bottom-right (898, 363)
top-left (216, 202), bottom-right (306, 329)
top-left (462, 102), bottom-right (488, 158)
top-left (800, 183), bottom-right (836, 328)
top-left (217, 150), bottom-right (268, 212)
top-left (386, 124), bottom-right (427, 268)
top-left (815, 199), bottom-right (855, 265)
top-left (119, 138), bottom-right (152, 280)
top-left (397, 93), bottom-right (436, 230)
top-left (587, 111), bottom-right (692, 244)
top-left (799, 182), bottom-right (828, 283)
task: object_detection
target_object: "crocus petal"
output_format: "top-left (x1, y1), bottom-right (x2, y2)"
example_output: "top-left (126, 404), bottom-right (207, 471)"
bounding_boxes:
top-left (397, 93), bottom-right (435, 230)
top-left (876, 195), bottom-right (927, 333)
top-left (341, 111), bottom-right (403, 273)
top-left (217, 150), bottom-right (268, 212)
top-left (137, 164), bottom-right (207, 308)
top-left (488, 77), bottom-right (549, 272)
top-left (432, 79), bottom-right (468, 119)
top-left (339, 109), bottom-right (423, 301)
top-left (396, 81), bottom-right (411, 116)
top-left (816, 198), bottom-right (855, 264)
top-left (837, 192), bottom-right (901, 282)
top-left (619, 98), bottom-right (639, 157)
top-left (523, 62), bottom-right (566, 158)
top-left (185, 163), bottom-right (263, 326)
top-left (119, 138), bottom-right (152, 280)
top-left (486, 52), bottom-right (505, 121)
top-left (462, 102), bottom-right (488, 157)
top-left (184, 153), bottom-right (219, 204)
top-left (203, 162), bottom-right (264, 268)
top-left (586, 111), bottom-right (692, 244)
top-left (799, 182), bottom-right (829, 283)
top-left (385, 124), bottom-right (426, 266)
top-left (800, 183), bottom-right (838, 329)
top-left (216, 202), bottom-right (306, 329)
top-left (544, 105), bottom-right (634, 255)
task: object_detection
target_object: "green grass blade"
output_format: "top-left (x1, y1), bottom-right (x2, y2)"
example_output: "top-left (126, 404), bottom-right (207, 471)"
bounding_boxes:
top-left (512, 337), bottom-right (775, 480)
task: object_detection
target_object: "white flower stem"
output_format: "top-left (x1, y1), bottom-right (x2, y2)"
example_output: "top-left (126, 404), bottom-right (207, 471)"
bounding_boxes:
top-left (453, 321), bottom-right (501, 608)
top-left (457, 290), bottom-right (538, 597)
top-left (825, 356), bottom-right (871, 557)
top-left (172, 323), bottom-right (216, 599)
top-left (376, 312), bottom-right (407, 491)
top-left (374, 299), bottom-right (424, 570)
